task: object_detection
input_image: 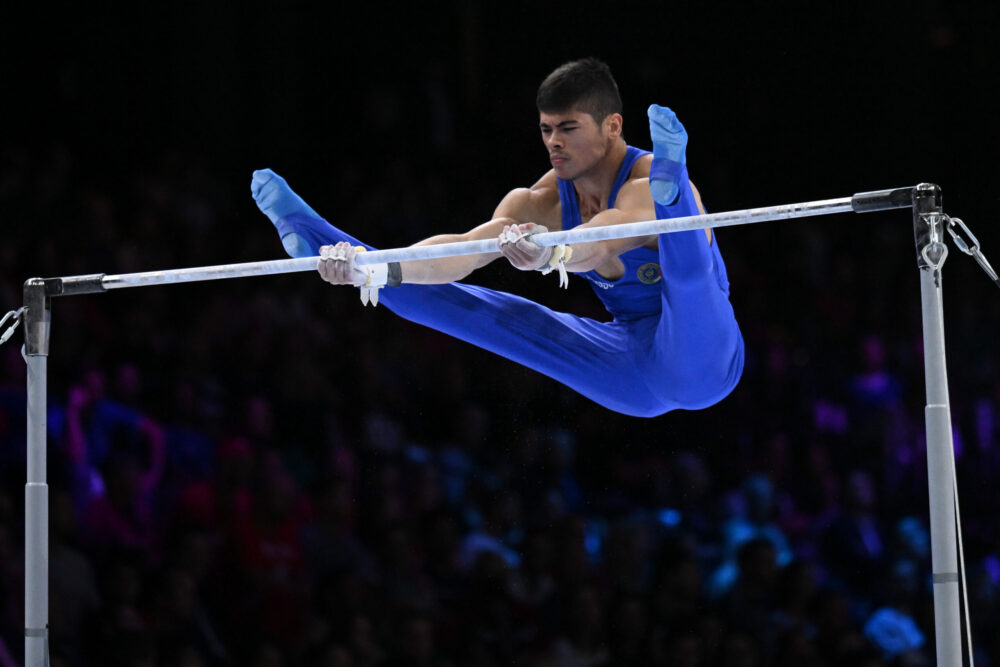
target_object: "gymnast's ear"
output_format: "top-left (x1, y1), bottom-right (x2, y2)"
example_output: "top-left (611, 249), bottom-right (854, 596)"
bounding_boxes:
top-left (602, 112), bottom-right (623, 139)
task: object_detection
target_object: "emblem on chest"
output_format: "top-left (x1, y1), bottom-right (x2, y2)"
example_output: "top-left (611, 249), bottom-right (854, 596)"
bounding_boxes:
top-left (637, 263), bottom-right (662, 285)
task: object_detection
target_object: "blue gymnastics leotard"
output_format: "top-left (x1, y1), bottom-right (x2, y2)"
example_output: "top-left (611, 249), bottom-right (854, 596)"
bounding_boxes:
top-left (265, 149), bottom-right (744, 417)
top-left (557, 145), bottom-right (663, 321)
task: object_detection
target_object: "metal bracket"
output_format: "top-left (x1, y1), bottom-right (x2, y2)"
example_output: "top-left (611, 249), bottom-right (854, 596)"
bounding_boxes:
top-left (913, 183), bottom-right (946, 282)
top-left (23, 279), bottom-right (51, 357)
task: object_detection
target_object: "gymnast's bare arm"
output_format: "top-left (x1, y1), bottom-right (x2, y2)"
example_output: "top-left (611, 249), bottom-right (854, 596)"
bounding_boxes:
top-left (391, 184), bottom-right (561, 284)
top-left (318, 183), bottom-right (559, 287)
top-left (499, 174), bottom-right (661, 276)
top-left (499, 176), bottom-right (712, 277)
top-left (563, 179), bottom-right (710, 271)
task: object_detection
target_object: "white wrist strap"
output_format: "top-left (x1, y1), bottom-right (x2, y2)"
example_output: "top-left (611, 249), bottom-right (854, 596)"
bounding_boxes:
top-left (538, 244), bottom-right (573, 288)
top-left (497, 228), bottom-right (573, 288)
top-left (354, 248), bottom-right (388, 307)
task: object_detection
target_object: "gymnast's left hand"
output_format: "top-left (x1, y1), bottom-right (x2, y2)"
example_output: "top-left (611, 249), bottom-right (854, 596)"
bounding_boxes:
top-left (498, 223), bottom-right (551, 271)
top-left (318, 242), bottom-right (369, 286)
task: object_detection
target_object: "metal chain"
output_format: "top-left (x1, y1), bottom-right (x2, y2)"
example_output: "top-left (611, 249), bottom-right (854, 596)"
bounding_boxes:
top-left (0, 307), bottom-right (24, 346)
top-left (945, 215), bottom-right (1000, 289)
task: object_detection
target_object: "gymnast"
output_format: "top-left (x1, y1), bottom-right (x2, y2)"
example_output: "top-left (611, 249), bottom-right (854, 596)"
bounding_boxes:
top-left (251, 58), bottom-right (744, 417)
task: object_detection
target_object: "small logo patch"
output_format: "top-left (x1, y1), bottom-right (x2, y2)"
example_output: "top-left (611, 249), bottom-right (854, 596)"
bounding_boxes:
top-left (637, 262), bottom-right (662, 285)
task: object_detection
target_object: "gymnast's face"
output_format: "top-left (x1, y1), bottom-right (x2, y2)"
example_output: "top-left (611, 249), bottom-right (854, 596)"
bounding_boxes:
top-left (539, 108), bottom-right (619, 180)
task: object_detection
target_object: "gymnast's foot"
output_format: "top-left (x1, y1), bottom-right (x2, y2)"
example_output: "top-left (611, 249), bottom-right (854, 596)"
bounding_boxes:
top-left (647, 105), bottom-right (687, 206)
top-left (251, 168), bottom-right (320, 258)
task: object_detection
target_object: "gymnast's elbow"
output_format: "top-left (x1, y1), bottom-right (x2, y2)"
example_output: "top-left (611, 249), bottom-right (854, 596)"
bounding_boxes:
top-left (563, 241), bottom-right (607, 273)
top-left (568, 237), bottom-right (646, 273)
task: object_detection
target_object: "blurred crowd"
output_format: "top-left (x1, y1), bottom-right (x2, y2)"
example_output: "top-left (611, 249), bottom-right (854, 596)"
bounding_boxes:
top-left (2, 113), bottom-right (1000, 667)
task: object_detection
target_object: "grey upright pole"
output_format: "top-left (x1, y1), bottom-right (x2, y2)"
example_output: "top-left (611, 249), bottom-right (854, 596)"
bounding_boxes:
top-left (23, 278), bottom-right (50, 667)
top-left (913, 184), bottom-right (963, 666)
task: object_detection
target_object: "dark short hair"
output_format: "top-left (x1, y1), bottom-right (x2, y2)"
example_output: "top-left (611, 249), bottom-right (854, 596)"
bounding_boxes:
top-left (536, 58), bottom-right (623, 124)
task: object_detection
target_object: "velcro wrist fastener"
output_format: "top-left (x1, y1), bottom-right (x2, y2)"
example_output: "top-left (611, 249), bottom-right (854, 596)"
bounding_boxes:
top-left (354, 247), bottom-right (388, 307)
top-left (364, 261), bottom-right (388, 288)
top-left (537, 244), bottom-right (574, 288)
top-left (537, 245), bottom-right (565, 274)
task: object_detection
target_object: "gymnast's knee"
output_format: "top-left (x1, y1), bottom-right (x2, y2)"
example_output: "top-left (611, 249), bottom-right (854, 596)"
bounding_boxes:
top-left (654, 335), bottom-right (745, 410)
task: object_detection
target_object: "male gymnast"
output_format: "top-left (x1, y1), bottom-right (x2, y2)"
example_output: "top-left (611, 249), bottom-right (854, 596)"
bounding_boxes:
top-left (251, 58), bottom-right (744, 417)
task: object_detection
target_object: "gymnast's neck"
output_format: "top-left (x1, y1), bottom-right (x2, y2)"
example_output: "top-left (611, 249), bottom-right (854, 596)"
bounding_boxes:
top-left (571, 138), bottom-right (629, 214)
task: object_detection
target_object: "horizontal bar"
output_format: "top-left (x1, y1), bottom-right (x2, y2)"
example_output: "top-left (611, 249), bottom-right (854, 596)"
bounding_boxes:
top-left (851, 186), bottom-right (915, 213)
top-left (100, 256), bottom-right (321, 290)
top-left (358, 196), bottom-right (856, 266)
top-left (44, 190), bottom-right (912, 293)
top-left (43, 275), bottom-right (106, 296)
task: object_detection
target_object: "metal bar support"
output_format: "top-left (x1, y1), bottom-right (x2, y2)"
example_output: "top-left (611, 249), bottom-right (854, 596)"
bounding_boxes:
top-left (22, 278), bottom-right (50, 667)
top-left (913, 183), bottom-right (963, 667)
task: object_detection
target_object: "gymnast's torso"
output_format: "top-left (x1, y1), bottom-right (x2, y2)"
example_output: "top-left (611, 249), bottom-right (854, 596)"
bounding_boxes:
top-left (558, 145), bottom-right (664, 320)
top-left (513, 145), bottom-right (664, 320)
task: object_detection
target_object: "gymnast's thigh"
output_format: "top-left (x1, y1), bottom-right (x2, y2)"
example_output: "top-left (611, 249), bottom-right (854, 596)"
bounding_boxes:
top-left (381, 284), bottom-right (669, 414)
top-left (381, 283), bottom-right (624, 374)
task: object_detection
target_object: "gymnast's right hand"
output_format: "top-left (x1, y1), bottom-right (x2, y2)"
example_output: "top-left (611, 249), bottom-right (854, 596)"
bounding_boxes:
top-left (318, 242), bottom-right (369, 286)
top-left (498, 223), bottom-right (551, 271)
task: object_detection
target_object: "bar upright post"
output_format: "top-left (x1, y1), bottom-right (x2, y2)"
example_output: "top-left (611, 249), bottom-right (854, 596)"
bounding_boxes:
top-left (913, 183), bottom-right (963, 666)
top-left (23, 278), bottom-right (50, 667)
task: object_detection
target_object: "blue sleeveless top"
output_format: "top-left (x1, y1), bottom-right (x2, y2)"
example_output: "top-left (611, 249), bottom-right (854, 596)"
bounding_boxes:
top-left (558, 145), bottom-right (662, 321)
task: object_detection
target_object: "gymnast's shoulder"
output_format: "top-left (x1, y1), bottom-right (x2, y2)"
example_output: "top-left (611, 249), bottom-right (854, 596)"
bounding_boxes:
top-left (492, 170), bottom-right (562, 226)
top-left (628, 151), bottom-right (654, 179)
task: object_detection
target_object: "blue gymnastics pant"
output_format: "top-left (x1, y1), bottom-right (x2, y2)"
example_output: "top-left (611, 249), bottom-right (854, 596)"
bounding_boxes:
top-left (276, 184), bottom-right (743, 417)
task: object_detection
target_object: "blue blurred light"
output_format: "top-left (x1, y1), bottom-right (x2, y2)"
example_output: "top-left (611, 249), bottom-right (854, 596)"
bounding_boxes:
top-left (658, 508), bottom-right (682, 527)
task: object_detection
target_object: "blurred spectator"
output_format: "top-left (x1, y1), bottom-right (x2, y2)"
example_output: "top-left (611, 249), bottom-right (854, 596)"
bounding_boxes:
top-left (606, 595), bottom-right (648, 665)
top-left (822, 469), bottom-right (889, 597)
top-left (507, 528), bottom-right (557, 613)
top-left (302, 476), bottom-right (373, 587)
top-left (149, 565), bottom-right (229, 665)
top-left (0, 506), bottom-right (21, 666)
top-left (722, 537), bottom-right (779, 638)
top-left (708, 474), bottom-right (792, 598)
top-left (549, 585), bottom-right (609, 667)
top-left (391, 612), bottom-right (438, 667)
top-left (650, 542), bottom-right (704, 626)
top-left (863, 607), bottom-right (928, 665)
top-left (769, 558), bottom-right (820, 637)
top-left (226, 448), bottom-right (312, 644)
top-left (49, 489), bottom-right (101, 664)
top-left (458, 489), bottom-right (522, 573)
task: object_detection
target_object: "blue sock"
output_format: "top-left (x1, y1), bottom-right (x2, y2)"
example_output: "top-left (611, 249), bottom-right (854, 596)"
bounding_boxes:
top-left (647, 105), bottom-right (688, 206)
top-left (250, 169), bottom-right (322, 258)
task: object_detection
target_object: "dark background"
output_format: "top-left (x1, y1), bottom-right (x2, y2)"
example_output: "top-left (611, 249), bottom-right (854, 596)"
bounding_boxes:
top-left (1, 2), bottom-right (999, 666)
